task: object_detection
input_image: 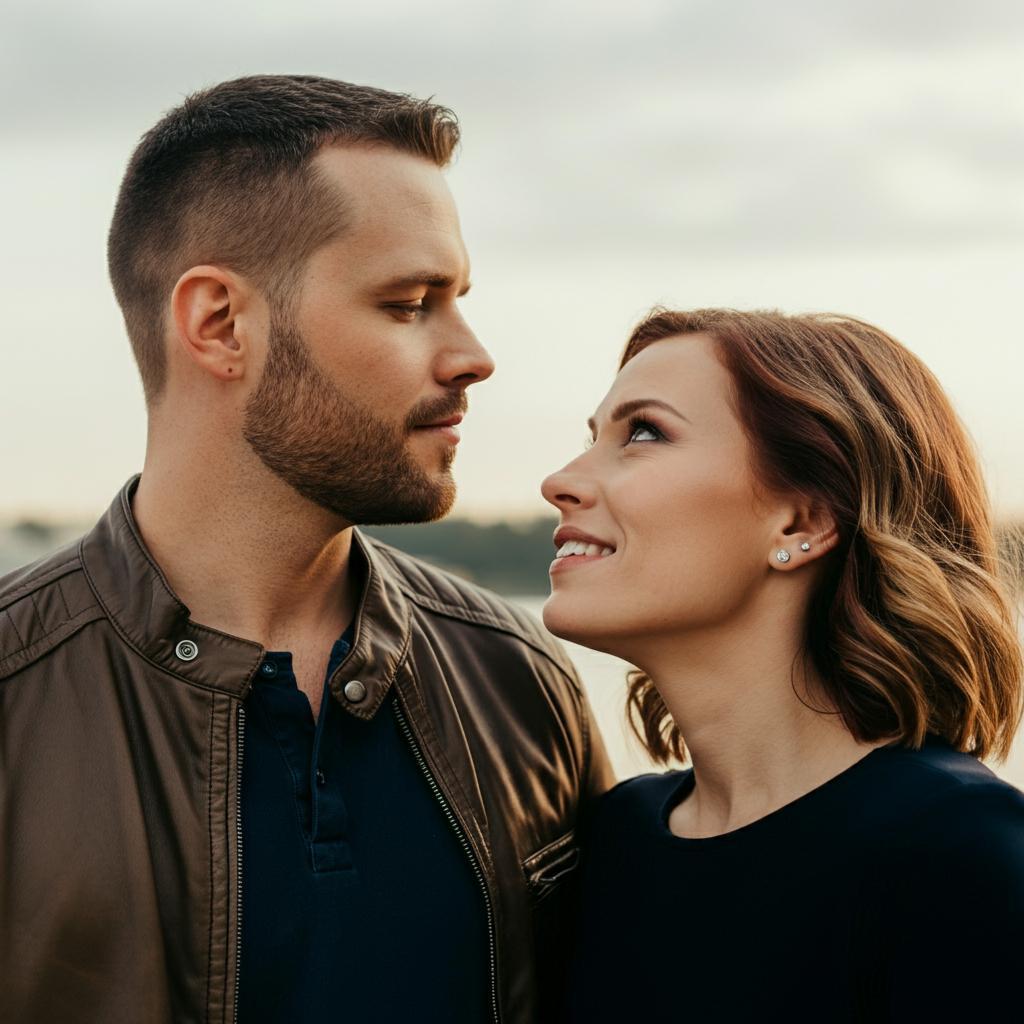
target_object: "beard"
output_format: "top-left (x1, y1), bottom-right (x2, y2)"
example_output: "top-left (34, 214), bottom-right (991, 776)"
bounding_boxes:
top-left (242, 314), bottom-right (462, 524)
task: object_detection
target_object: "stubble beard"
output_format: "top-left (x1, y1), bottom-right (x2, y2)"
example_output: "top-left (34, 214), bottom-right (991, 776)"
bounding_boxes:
top-left (242, 316), bottom-right (458, 525)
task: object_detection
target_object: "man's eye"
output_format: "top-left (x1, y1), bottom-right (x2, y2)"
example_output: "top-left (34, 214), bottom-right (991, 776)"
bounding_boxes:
top-left (626, 419), bottom-right (662, 444)
top-left (387, 302), bottom-right (424, 320)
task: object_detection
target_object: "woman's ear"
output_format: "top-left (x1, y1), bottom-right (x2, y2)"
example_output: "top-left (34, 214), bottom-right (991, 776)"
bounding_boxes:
top-left (769, 498), bottom-right (839, 571)
top-left (170, 265), bottom-right (250, 384)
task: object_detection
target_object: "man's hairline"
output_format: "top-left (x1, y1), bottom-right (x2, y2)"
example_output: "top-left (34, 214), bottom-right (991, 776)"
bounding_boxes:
top-left (148, 137), bottom-right (461, 403)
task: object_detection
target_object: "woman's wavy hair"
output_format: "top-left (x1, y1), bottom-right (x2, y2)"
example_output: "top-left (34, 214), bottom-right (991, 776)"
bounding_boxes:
top-left (622, 308), bottom-right (1023, 764)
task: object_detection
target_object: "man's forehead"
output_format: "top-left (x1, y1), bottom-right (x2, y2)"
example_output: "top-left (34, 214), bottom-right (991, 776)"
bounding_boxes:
top-left (313, 142), bottom-right (455, 212)
top-left (311, 144), bottom-right (467, 275)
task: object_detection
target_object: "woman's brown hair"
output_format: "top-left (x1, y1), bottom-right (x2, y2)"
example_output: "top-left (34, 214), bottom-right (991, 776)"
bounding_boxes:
top-left (622, 309), bottom-right (1023, 764)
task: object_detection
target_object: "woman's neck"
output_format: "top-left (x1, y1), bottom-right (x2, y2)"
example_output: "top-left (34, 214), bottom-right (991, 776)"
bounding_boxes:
top-left (633, 600), bottom-right (888, 838)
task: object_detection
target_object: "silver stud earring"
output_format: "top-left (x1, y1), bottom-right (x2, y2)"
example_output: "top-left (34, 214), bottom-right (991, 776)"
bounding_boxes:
top-left (800, 542), bottom-right (811, 552)
top-left (775, 549), bottom-right (791, 564)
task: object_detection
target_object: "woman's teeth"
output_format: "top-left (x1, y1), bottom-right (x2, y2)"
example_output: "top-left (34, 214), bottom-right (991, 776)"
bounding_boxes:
top-left (554, 541), bottom-right (615, 559)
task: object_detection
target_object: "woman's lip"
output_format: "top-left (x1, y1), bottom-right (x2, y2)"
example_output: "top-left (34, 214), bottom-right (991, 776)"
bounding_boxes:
top-left (552, 526), bottom-right (615, 550)
top-left (549, 552), bottom-right (612, 574)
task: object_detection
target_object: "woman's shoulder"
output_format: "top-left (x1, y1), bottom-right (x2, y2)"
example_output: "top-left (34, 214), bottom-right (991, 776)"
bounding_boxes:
top-left (872, 739), bottom-right (1024, 812)
top-left (594, 769), bottom-right (692, 831)
top-left (866, 740), bottom-right (1024, 873)
top-left (862, 745), bottom-right (1024, 965)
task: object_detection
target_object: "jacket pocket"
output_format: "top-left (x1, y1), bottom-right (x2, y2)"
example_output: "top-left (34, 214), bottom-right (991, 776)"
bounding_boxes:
top-left (523, 829), bottom-right (580, 904)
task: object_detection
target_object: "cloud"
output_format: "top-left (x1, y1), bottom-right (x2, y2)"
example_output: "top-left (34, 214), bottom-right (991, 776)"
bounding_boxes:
top-left (3, 0), bottom-right (1023, 252)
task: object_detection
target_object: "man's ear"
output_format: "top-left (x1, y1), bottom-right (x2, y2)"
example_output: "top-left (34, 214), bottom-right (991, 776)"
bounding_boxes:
top-left (768, 497), bottom-right (839, 571)
top-left (170, 265), bottom-right (253, 384)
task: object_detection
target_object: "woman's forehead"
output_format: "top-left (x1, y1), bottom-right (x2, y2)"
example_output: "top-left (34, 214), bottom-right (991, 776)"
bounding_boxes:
top-left (601, 334), bottom-right (727, 411)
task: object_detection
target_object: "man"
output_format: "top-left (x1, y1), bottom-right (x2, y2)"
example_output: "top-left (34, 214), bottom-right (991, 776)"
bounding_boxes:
top-left (0, 75), bottom-right (614, 1023)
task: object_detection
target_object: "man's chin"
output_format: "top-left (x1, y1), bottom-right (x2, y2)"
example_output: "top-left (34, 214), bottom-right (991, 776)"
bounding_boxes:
top-left (358, 476), bottom-right (456, 526)
top-left (417, 476), bottom-right (457, 522)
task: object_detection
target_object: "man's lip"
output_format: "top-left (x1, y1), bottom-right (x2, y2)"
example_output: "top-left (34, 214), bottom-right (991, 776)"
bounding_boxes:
top-left (552, 526), bottom-right (616, 551)
top-left (414, 414), bottom-right (464, 429)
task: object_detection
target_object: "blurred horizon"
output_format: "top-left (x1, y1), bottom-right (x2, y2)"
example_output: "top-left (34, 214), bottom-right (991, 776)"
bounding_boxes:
top-left (4, 513), bottom-right (1023, 601)
top-left (4, 0), bottom-right (1024, 520)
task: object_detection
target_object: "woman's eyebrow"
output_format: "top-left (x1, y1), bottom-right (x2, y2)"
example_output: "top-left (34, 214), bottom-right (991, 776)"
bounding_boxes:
top-left (587, 398), bottom-right (691, 434)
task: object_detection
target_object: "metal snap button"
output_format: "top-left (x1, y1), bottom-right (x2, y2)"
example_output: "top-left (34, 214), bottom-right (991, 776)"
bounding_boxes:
top-left (344, 679), bottom-right (367, 703)
top-left (260, 661), bottom-right (278, 678)
top-left (175, 640), bottom-right (199, 662)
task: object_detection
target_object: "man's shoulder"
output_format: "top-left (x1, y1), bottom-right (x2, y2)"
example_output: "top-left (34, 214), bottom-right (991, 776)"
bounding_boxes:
top-left (362, 532), bottom-right (579, 686)
top-left (0, 538), bottom-right (104, 679)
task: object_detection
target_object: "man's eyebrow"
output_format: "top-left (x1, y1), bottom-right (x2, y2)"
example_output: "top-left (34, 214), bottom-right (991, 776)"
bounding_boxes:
top-left (376, 272), bottom-right (472, 297)
top-left (587, 398), bottom-right (691, 435)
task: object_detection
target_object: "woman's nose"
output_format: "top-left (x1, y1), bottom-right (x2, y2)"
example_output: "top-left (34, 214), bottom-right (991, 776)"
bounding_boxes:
top-left (541, 461), bottom-right (595, 511)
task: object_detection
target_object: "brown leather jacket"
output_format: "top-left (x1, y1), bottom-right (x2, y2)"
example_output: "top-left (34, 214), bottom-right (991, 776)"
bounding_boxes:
top-left (0, 479), bottom-right (615, 1024)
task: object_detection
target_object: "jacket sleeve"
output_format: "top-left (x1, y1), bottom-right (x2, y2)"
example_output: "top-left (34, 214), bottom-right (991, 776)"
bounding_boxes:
top-left (532, 659), bottom-right (618, 1023)
top-left (578, 679), bottom-right (618, 818)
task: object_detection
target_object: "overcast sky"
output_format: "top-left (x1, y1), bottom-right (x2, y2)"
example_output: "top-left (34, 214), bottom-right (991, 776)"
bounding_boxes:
top-left (3, 0), bottom-right (1024, 520)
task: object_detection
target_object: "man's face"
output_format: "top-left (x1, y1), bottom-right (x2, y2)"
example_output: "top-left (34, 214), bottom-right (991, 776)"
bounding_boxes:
top-left (243, 144), bottom-right (494, 524)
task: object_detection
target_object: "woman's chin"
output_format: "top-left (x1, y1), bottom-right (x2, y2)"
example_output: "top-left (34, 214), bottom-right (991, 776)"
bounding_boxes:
top-left (541, 594), bottom-right (626, 656)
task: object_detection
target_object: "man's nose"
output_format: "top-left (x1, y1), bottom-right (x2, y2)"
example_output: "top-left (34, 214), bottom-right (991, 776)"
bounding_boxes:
top-left (440, 320), bottom-right (495, 388)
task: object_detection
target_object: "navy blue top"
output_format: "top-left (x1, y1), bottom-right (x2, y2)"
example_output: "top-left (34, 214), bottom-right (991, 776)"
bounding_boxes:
top-left (237, 625), bottom-right (488, 1022)
top-left (568, 739), bottom-right (1024, 1022)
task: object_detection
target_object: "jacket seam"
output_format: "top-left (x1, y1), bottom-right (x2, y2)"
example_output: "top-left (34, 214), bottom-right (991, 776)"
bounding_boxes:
top-left (79, 537), bottom-right (259, 698)
top-left (0, 608), bottom-right (107, 681)
top-left (395, 583), bottom-right (584, 694)
top-left (0, 601), bottom-right (99, 662)
top-left (396, 662), bottom-right (492, 864)
top-left (336, 625), bottom-right (412, 722)
top-left (222, 702), bottom-right (233, 1024)
top-left (3, 606), bottom-right (25, 649)
top-left (55, 577), bottom-right (71, 619)
top-left (205, 697), bottom-right (215, 1023)
top-left (107, 516), bottom-right (266, 657)
top-left (0, 556), bottom-right (80, 608)
top-left (522, 828), bottom-right (577, 873)
top-left (579, 681), bottom-right (592, 794)
top-left (28, 592), bottom-right (45, 636)
top-left (112, 498), bottom-right (184, 611)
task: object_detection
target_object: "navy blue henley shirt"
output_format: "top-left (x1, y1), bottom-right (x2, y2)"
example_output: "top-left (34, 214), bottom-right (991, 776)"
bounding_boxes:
top-left (237, 624), bottom-right (488, 1022)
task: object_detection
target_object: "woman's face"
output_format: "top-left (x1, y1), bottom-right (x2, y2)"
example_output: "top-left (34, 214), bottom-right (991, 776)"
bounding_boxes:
top-left (541, 333), bottom-right (785, 655)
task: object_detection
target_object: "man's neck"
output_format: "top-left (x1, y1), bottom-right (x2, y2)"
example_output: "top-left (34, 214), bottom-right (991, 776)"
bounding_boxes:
top-left (131, 456), bottom-right (360, 652)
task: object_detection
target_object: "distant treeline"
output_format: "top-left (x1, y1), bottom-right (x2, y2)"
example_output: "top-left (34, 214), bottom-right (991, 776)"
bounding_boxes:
top-left (362, 518), bottom-right (558, 595)
top-left (3, 516), bottom-right (1024, 599)
top-left (367, 519), bottom-right (1024, 598)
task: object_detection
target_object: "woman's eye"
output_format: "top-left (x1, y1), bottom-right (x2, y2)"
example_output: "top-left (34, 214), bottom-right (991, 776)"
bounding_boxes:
top-left (627, 419), bottom-right (662, 444)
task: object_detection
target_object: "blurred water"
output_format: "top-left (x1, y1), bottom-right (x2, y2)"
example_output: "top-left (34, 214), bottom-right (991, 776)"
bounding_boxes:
top-left (511, 596), bottom-right (1024, 791)
top-left (4, 527), bottom-right (1022, 789)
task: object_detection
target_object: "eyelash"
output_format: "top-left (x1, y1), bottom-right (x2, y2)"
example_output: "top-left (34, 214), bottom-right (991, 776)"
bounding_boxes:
top-left (585, 416), bottom-right (665, 450)
top-left (625, 417), bottom-right (664, 445)
top-left (387, 302), bottom-right (425, 320)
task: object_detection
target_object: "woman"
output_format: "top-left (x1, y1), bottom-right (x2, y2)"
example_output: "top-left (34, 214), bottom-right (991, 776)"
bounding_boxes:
top-left (541, 309), bottom-right (1024, 1021)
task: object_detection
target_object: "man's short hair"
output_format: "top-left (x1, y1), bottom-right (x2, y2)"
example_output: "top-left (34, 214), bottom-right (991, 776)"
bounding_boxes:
top-left (107, 74), bottom-right (460, 401)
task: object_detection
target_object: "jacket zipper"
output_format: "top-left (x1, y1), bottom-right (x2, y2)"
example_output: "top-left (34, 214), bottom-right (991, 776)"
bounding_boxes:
top-left (233, 704), bottom-right (246, 1024)
top-left (392, 697), bottom-right (500, 1024)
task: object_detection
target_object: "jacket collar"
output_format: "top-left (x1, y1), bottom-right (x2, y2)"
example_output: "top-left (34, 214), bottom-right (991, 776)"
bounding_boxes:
top-left (80, 476), bottom-right (411, 713)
